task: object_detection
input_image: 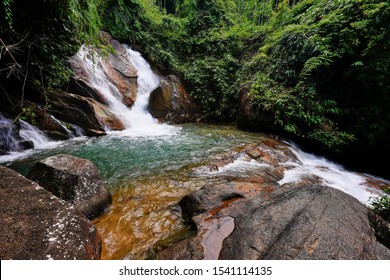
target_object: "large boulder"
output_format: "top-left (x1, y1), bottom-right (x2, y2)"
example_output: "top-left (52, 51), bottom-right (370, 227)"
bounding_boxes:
top-left (47, 90), bottom-right (124, 136)
top-left (148, 75), bottom-right (200, 123)
top-left (156, 141), bottom-right (390, 260)
top-left (27, 154), bottom-right (112, 219)
top-left (0, 166), bottom-right (102, 259)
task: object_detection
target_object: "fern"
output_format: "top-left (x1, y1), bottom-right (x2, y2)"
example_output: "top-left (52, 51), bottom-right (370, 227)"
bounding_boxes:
top-left (2, 0), bottom-right (13, 29)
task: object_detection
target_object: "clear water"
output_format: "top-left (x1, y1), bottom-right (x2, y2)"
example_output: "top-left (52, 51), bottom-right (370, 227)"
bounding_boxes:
top-left (2, 123), bottom-right (265, 259)
top-left (4, 123), bottom-right (262, 185)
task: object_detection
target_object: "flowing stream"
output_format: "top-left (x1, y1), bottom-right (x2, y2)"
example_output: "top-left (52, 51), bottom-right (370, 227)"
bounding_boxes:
top-left (1, 48), bottom-right (388, 260)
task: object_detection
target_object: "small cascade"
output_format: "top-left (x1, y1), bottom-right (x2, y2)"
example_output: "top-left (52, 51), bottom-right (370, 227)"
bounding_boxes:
top-left (0, 115), bottom-right (62, 163)
top-left (0, 114), bottom-right (21, 151)
top-left (50, 115), bottom-right (84, 138)
top-left (279, 143), bottom-right (387, 204)
top-left (1, 114), bottom-right (52, 152)
top-left (77, 45), bottom-right (178, 137)
top-left (18, 120), bottom-right (52, 149)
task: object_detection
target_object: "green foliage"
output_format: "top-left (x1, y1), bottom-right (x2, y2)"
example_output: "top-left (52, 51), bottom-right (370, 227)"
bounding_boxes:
top-left (370, 190), bottom-right (390, 222)
top-left (243, 0), bottom-right (389, 154)
top-left (2, 0), bottom-right (13, 28)
top-left (180, 54), bottom-right (240, 120)
top-left (0, 0), bottom-right (104, 105)
top-left (66, 0), bottom-right (103, 45)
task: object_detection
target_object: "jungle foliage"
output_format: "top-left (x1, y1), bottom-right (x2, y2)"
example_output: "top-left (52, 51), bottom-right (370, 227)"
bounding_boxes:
top-left (104, 0), bottom-right (389, 160)
top-left (0, 0), bottom-right (103, 109)
top-left (1, 0), bottom-right (389, 174)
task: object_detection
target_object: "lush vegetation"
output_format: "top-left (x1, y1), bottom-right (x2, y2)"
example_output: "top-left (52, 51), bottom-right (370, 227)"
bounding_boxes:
top-left (1, 0), bottom-right (389, 176)
top-left (0, 0), bottom-right (103, 109)
top-left (370, 187), bottom-right (390, 222)
top-left (370, 195), bottom-right (390, 222)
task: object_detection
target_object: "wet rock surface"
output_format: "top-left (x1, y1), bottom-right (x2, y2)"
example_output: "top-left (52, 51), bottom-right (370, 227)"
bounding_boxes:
top-left (149, 75), bottom-right (199, 123)
top-left (0, 166), bottom-right (102, 259)
top-left (157, 140), bottom-right (390, 260)
top-left (27, 154), bottom-right (112, 219)
top-left (47, 90), bottom-right (124, 135)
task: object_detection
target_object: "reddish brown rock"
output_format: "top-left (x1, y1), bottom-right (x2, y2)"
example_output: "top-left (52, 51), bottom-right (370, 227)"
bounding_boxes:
top-left (47, 90), bottom-right (124, 134)
top-left (100, 56), bottom-right (137, 107)
top-left (149, 75), bottom-right (200, 123)
top-left (0, 166), bottom-right (102, 260)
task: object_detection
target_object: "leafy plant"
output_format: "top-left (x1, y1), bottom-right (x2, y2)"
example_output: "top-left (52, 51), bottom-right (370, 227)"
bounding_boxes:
top-left (2, 0), bottom-right (13, 28)
top-left (370, 190), bottom-right (390, 222)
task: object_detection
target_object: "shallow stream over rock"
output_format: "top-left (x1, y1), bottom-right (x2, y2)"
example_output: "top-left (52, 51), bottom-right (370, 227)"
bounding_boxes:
top-left (1, 123), bottom-right (388, 259)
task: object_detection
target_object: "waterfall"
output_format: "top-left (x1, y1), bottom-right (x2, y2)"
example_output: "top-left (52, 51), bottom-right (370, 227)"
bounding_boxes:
top-left (278, 143), bottom-right (386, 204)
top-left (0, 115), bottom-right (62, 163)
top-left (77, 45), bottom-right (178, 137)
top-left (0, 114), bottom-right (52, 151)
top-left (0, 114), bottom-right (21, 151)
top-left (122, 46), bottom-right (177, 137)
top-left (18, 120), bottom-right (53, 149)
top-left (76, 46), bottom-right (134, 128)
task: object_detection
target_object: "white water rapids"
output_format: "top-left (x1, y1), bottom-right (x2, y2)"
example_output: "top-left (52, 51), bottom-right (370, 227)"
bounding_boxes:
top-left (0, 115), bottom-right (61, 162)
top-left (278, 143), bottom-right (387, 204)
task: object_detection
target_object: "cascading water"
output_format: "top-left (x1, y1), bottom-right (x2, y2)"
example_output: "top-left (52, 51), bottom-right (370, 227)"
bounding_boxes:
top-left (77, 45), bottom-right (178, 137)
top-left (278, 142), bottom-right (386, 204)
top-left (18, 120), bottom-right (54, 150)
top-left (0, 115), bottom-right (61, 163)
top-left (0, 114), bottom-right (21, 152)
top-left (122, 47), bottom-right (177, 136)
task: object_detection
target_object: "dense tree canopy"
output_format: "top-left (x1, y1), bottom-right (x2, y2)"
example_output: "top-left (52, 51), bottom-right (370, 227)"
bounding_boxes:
top-left (1, 0), bottom-right (389, 175)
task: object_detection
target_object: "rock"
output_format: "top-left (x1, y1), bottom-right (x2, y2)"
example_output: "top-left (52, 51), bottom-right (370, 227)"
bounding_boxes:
top-left (27, 154), bottom-right (112, 219)
top-left (18, 140), bottom-right (34, 150)
top-left (148, 75), bottom-right (200, 123)
top-left (368, 211), bottom-right (390, 249)
top-left (47, 90), bottom-right (125, 134)
top-left (100, 56), bottom-right (137, 107)
top-left (66, 76), bottom-right (109, 106)
top-left (161, 182), bottom-right (390, 260)
top-left (157, 141), bottom-right (390, 260)
top-left (68, 33), bottom-right (138, 108)
top-left (0, 166), bottom-right (101, 259)
top-left (236, 85), bottom-right (280, 133)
